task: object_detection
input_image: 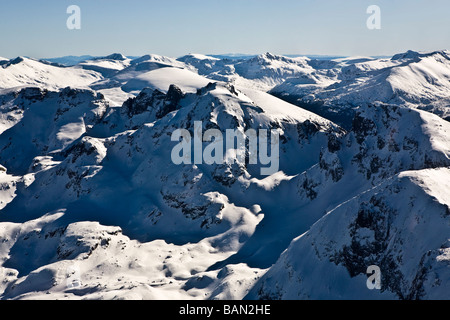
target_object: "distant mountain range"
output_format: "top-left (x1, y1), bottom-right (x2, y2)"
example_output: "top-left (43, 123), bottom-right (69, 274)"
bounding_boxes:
top-left (42, 53), bottom-right (390, 66)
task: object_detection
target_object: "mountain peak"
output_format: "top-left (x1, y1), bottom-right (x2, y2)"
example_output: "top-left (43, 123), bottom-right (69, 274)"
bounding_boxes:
top-left (251, 52), bottom-right (299, 65)
top-left (99, 53), bottom-right (128, 61)
top-left (130, 54), bottom-right (154, 64)
top-left (390, 49), bottom-right (450, 61)
top-left (391, 50), bottom-right (420, 61)
top-left (7, 56), bottom-right (26, 66)
top-left (261, 52), bottom-right (278, 59)
top-left (252, 52), bottom-right (282, 62)
top-left (178, 53), bottom-right (220, 62)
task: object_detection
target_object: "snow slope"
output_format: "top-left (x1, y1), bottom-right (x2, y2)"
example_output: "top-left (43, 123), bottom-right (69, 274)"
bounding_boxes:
top-left (0, 57), bottom-right (103, 91)
top-left (249, 168), bottom-right (450, 300)
top-left (0, 87), bottom-right (108, 174)
top-left (120, 67), bottom-right (213, 94)
top-left (0, 172), bottom-right (18, 211)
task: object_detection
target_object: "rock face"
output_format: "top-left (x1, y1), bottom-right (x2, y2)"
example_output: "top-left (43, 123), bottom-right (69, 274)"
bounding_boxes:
top-left (0, 51), bottom-right (449, 300)
top-left (122, 84), bottom-right (185, 119)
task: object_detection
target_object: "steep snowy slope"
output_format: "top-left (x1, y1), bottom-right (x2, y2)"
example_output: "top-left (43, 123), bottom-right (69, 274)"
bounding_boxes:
top-left (249, 168), bottom-right (450, 300)
top-left (212, 102), bottom-right (450, 270)
top-left (0, 88), bottom-right (25, 135)
top-left (0, 87), bottom-right (108, 174)
top-left (0, 171), bottom-right (18, 211)
top-left (0, 57), bottom-right (103, 90)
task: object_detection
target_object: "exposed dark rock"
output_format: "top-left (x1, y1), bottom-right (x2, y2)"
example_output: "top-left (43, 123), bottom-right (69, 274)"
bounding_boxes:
top-left (327, 133), bottom-right (342, 153)
top-left (18, 87), bottom-right (48, 102)
top-left (157, 84), bottom-right (185, 119)
top-left (297, 120), bottom-right (321, 141)
top-left (352, 114), bottom-right (377, 144)
top-left (123, 88), bottom-right (165, 117)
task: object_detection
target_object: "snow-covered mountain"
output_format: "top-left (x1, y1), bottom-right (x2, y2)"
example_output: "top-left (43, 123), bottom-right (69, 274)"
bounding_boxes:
top-left (271, 50), bottom-right (450, 127)
top-left (0, 57), bottom-right (103, 91)
top-left (0, 51), bottom-right (449, 300)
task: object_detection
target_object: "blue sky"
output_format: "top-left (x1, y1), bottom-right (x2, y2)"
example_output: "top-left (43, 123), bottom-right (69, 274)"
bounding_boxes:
top-left (1, 0), bottom-right (449, 58)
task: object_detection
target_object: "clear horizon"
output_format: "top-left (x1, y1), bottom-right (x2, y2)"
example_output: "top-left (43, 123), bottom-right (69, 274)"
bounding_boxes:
top-left (1, 0), bottom-right (450, 59)
top-left (22, 53), bottom-right (397, 61)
